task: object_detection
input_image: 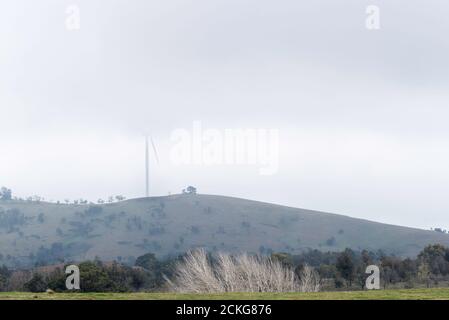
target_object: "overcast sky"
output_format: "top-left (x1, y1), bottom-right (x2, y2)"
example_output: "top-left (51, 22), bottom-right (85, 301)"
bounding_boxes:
top-left (1, 0), bottom-right (449, 230)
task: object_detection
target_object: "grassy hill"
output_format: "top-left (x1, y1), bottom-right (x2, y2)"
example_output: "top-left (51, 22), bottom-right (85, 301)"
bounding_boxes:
top-left (0, 194), bottom-right (448, 267)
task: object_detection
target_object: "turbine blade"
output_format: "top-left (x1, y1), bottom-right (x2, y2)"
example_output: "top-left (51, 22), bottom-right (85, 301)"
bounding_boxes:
top-left (150, 137), bottom-right (160, 165)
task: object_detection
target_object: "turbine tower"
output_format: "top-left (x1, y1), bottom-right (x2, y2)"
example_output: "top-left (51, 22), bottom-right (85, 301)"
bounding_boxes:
top-left (144, 135), bottom-right (159, 198)
top-left (145, 136), bottom-right (149, 197)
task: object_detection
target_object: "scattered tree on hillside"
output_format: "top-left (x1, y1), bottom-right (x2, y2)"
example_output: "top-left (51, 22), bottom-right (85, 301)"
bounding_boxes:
top-left (190, 225), bottom-right (200, 234)
top-left (182, 186), bottom-right (197, 195)
top-left (115, 195), bottom-right (126, 202)
top-left (37, 213), bottom-right (45, 223)
top-left (432, 227), bottom-right (448, 234)
top-left (85, 205), bottom-right (103, 216)
top-left (30, 195), bottom-right (42, 202)
top-left (0, 187), bottom-right (12, 201)
top-left (325, 237), bottom-right (336, 247)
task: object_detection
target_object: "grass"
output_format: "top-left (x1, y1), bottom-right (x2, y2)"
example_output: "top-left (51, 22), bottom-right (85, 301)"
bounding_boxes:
top-left (1, 288), bottom-right (449, 300)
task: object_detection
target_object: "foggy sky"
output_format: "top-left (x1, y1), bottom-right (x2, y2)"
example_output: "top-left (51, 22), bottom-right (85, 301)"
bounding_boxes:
top-left (1, 0), bottom-right (449, 230)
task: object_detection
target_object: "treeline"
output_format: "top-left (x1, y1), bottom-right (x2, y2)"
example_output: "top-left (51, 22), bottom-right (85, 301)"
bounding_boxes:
top-left (275, 244), bottom-right (449, 290)
top-left (0, 253), bottom-right (177, 293)
top-left (0, 244), bottom-right (449, 292)
top-left (0, 185), bottom-right (128, 205)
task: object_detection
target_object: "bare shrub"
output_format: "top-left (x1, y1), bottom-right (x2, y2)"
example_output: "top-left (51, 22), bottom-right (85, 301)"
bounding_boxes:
top-left (165, 249), bottom-right (224, 293)
top-left (166, 249), bottom-right (320, 293)
top-left (298, 264), bottom-right (321, 292)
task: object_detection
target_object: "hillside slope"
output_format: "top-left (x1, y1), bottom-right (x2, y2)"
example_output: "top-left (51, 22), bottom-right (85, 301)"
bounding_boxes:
top-left (0, 194), bottom-right (447, 267)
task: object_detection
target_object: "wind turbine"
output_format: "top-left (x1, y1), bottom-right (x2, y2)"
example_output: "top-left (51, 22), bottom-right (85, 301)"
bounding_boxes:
top-left (145, 135), bottom-right (160, 198)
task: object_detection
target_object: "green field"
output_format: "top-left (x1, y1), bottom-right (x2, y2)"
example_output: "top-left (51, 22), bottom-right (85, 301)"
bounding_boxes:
top-left (1, 288), bottom-right (449, 300)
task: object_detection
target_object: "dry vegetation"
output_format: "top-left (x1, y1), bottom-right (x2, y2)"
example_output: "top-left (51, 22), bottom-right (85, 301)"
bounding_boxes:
top-left (165, 249), bottom-right (320, 293)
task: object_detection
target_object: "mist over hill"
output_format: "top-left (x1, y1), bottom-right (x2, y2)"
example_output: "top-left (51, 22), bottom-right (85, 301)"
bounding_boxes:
top-left (0, 194), bottom-right (448, 268)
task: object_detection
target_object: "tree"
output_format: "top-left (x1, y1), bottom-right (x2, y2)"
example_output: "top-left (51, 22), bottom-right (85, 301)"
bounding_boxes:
top-left (380, 255), bottom-right (402, 289)
top-left (0, 187), bottom-right (12, 201)
top-left (78, 261), bottom-right (115, 292)
top-left (298, 264), bottom-right (321, 293)
top-left (24, 274), bottom-right (47, 292)
top-left (135, 253), bottom-right (161, 288)
top-left (183, 186), bottom-right (197, 195)
top-left (37, 213), bottom-right (45, 223)
top-left (354, 265), bottom-right (367, 290)
top-left (130, 270), bottom-right (149, 290)
top-left (0, 265), bottom-right (10, 291)
top-left (361, 250), bottom-right (373, 266)
top-left (336, 249), bottom-right (355, 287)
top-left (271, 253), bottom-right (294, 268)
top-left (418, 263), bottom-right (431, 288)
top-left (418, 244), bottom-right (449, 276)
top-left (135, 253), bottom-right (159, 271)
top-left (46, 268), bottom-right (68, 292)
top-left (325, 237), bottom-right (336, 247)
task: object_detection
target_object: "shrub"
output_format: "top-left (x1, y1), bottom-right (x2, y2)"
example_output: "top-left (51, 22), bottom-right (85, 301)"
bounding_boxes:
top-left (166, 249), bottom-right (320, 293)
